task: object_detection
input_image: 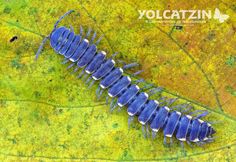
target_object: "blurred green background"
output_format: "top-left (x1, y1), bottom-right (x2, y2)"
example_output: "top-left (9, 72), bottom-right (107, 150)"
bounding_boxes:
top-left (0, 0), bottom-right (235, 161)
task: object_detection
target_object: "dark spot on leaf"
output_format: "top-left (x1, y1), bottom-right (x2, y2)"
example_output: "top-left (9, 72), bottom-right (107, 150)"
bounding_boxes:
top-left (119, 149), bottom-right (133, 160)
top-left (11, 58), bottom-right (22, 69)
top-left (117, 14), bottom-right (123, 21)
top-left (10, 36), bottom-right (18, 42)
top-left (114, 136), bottom-right (120, 141)
top-left (48, 67), bottom-right (56, 73)
top-left (28, 7), bottom-right (38, 15)
top-left (112, 123), bottom-right (119, 128)
top-left (232, 4), bottom-right (236, 12)
top-left (58, 143), bottom-right (68, 149)
top-left (225, 55), bottom-right (236, 67)
top-left (68, 97), bottom-right (74, 102)
top-left (67, 125), bottom-right (72, 134)
top-left (44, 117), bottom-right (51, 126)
top-left (207, 30), bottom-right (216, 41)
top-left (34, 91), bottom-right (41, 98)
top-left (17, 117), bottom-right (22, 127)
top-left (0, 100), bottom-right (7, 107)
top-left (18, 152), bottom-right (23, 156)
top-left (54, 108), bottom-right (63, 115)
top-left (31, 110), bottom-right (40, 120)
top-left (175, 25), bottom-right (183, 30)
top-left (75, 12), bottom-right (80, 17)
top-left (3, 7), bottom-right (11, 14)
top-left (15, 47), bottom-right (22, 55)
top-left (8, 138), bottom-right (17, 144)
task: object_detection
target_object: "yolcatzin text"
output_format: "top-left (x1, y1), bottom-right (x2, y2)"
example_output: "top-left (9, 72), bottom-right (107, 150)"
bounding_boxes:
top-left (138, 10), bottom-right (212, 20)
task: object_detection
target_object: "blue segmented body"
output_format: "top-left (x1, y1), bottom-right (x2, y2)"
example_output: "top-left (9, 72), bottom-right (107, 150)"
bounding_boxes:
top-left (36, 10), bottom-right (216, 146)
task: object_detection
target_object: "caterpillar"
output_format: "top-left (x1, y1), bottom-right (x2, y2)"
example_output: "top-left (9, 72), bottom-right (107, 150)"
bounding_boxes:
top-left (35, 10), bottom-right (216, 147)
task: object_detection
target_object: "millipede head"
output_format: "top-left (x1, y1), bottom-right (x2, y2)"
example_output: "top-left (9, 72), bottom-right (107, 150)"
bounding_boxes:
top-left (35, 10), bottom-right (75, 60)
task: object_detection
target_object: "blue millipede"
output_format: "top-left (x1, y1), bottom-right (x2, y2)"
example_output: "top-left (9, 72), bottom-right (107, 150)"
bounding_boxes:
top-left (35, 10), bottom-right (216, 147)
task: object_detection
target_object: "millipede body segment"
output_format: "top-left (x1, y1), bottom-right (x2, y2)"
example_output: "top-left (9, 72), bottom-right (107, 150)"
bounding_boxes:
top-left (35, 10), bottom-right (216, 146)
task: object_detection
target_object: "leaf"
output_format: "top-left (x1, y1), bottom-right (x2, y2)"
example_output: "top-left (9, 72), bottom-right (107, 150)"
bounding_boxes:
top-left (0, 0), bottom-right (236, 161)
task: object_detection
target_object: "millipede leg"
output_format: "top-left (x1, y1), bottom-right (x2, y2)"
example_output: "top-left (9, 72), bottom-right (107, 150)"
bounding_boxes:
top-left (142, 125), bottom-right (147, 138)
top-left (110, 97), bottom-right (115, 106)
top-left (106, 95), bottom-right (109, 105)
top-left (172, 103), bottom-right (192, 113)
top-left (134, 78), bottom-right (145, 84)
top-left (123, 62), bottom-right (139, 69)
top-left (90, 31), bottom-right (97, 44)
top-left (85, 27), bottom-right (92, 39)
top-left (96, 86), bottom-right (101, 98)
top-left (71, 66), bottom-right (79, 74)
top-left (186, 140), bottom-right (193, 147)
top-left (180, 141), bottom-right (184, 149)
top-left (196, 142), bottom-right (203, 147)
top-left (131, 70), bottom-right (143, 76)
top-left (66, 63), bottom-right (75, 70)
top-left (189, 110), bottom-right (209, 119)
top-left (110, 101), bottom-right (118, 112)
top-left (62, 58), bottom-right (70, 64)
top-left (97, 89), bottom-right (104, 100)
top-left (117, 60), bottom-right (126, 66)
top-left (180, 141), bottom-right (186, 156)
top-left (206, 137), bottom-right (215, 143)
top-left (146, 125), bottom-right (150, 138)
top-left (53, 10), bottom-right (74, 29)
top-left (110, 98), bottom-right (115, 112)
top-left (117, 106), bottom-right (122, 112)
top-left (128, 116), bottom-right (134, 129)
top-left (196, 111), bottom-right (209, 119)
top-left (88, 79), bottom-right (95, 89)
top-left (163, 136), bottom-right (168, 147)
top-left (35, 36), bottom-right (49, 60)
top-left (170, 137), bottom-right (173, 146)
top-left (208, 120), bottom-right (222, 125)
top-left (95, 35), bottom-right (104, 45)
top-left (99, 89), bottom-right (104, 98)
top-left (110, 105), bottom-right (117, 112)
top-left (85, 76), bottom-right (92, 84)
top-left (82, 73), bottom-right (88, 81)
top-left (111, 52), bottom-right (119, 59)
top-left (167, 98), bottom-right (178, 106)
top-left (174, 103), bottom-right (186, 111)
top-left (140, 84), bottom-right (154, 91)
top-left (152, 131), bottom-right (157, 139)
top-left (147, 87), bottom-right (163, 96)
top-left (158, 97), bottom-right (168, 105)
top-left (181, 105), bottom-right (193, 113)
top-left (189, 110), bottom-right (206, 115)
top-left (69, 25), bottom-right (74, 33)
top-left (77, 69), bottom-right (85, 78)
top-left (80, 25), bottom-right (83, 36)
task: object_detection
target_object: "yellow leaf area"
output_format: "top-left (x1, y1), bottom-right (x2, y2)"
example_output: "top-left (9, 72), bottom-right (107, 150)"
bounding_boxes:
top-left (0, 0), bottom-right (235, 161)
